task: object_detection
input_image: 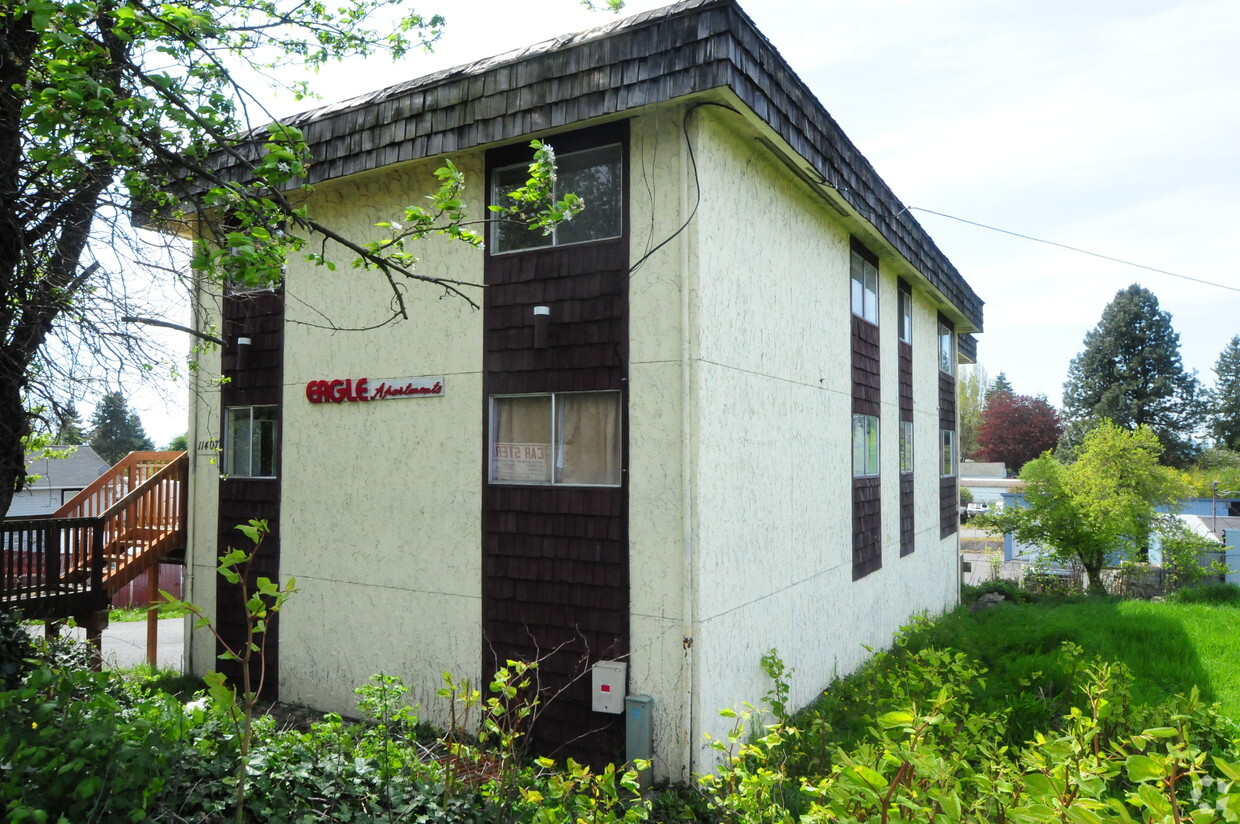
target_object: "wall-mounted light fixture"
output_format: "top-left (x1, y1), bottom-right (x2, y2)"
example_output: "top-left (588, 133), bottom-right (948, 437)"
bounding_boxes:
top-left (533, 305), bottom-right (551, 349)
top-left (235, 336), bottom-right (252, 370)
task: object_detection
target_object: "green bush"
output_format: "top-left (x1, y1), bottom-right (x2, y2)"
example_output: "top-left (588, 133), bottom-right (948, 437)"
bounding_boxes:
top-left (0, 665), bottom-right (202, 823)
top-left (961, 578), bottom-right (1035, 605)
top-left (0, 612), bottom-right (35, 691)
top-left (1169, 581), bottom-right (1240, 604)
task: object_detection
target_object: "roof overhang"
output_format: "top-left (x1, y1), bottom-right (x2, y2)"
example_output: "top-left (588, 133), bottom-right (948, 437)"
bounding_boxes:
top-left (190, 0), bottom-right (983, 331)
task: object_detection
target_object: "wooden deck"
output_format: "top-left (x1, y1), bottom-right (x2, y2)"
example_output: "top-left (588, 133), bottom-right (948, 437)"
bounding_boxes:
top-left (1, 452), bottom-right (188, 623)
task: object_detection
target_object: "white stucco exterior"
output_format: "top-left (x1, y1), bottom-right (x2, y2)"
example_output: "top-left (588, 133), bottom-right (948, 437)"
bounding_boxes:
top-left (186, 95), bottom-right (971, 781)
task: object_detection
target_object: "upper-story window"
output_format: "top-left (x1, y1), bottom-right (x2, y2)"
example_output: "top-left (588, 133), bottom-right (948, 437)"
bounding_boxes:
top-left (491, 144), bottom-right (624, 254)
top-left (850, 249), bottom-right (879, 324)
top-left (224, 406), bottom-right (278, 478)
top-left (940, 429), bottom-right (957, 477)
top-left (938, 320), bottom-right (955, 375)
top-left (898, 286), bottom-right (912, 343)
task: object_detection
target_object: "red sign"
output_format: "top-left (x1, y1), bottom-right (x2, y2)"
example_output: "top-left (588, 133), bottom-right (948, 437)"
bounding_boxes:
top-left (305, 376), bottom-right (444, 404)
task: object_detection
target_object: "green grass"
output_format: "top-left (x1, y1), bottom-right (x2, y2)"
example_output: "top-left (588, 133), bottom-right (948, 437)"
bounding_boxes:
top-left (796, 593), bottom-right (1240, 754)
top-left (118, 663), bottom-right (205, 699)
top-left (907, 597), bottom-right (1240, 716)
top-left (108, 603), bottom-right (189, 623)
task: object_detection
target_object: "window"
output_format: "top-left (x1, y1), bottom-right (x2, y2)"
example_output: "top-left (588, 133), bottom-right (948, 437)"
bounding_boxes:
top-left (490, 391), bottom-right (622, 486)
top-left (850, 250), bottom-right (878, 324)
top-left (491, 144), bottom-right (624, 253)
top-left (899, 421), bottom-right (914, 474)
top-left (940, 429), bottom-right (956, 477)
top-left (898, 287), bottom-right (912, 343)
top-left (852, 414), bottom-right (880, 477)
top-left (938, 320), bottom-right (955, 374)
top-left (224, 406), bottom-right (278, 478)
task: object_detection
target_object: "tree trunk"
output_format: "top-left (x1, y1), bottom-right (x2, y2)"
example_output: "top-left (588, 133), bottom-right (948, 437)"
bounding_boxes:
top-left (0, 361), bottom-right (30, 517)
top-left (1083, 560), bottom-right (1108, 595)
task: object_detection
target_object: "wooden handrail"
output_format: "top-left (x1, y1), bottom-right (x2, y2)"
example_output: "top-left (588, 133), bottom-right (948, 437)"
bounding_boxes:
top-left (97, 453), bottom-right (187, 522)
top-left (53, 451), bottom-right (186, 519)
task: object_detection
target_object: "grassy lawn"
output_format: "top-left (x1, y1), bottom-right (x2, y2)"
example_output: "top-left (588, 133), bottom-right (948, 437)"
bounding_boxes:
top-left (798, 586), bottom-right (1240, 754)
top-left (905, 594), bottom-right (1240, 716)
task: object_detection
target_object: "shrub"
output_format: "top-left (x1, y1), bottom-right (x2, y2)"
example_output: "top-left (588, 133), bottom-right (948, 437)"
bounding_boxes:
top-left (962, 578), bottom-right (1034, 605)
top-left (0, 665), bottom-right (203, 823)
top-left (1169, 581), bottom-right (1240, 604)
top-left (0, 612), bottom-right (35, 691)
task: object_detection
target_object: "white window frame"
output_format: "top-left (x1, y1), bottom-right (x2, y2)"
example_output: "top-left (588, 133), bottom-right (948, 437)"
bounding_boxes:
top-left (490, 143), bottom-right (624, 254)
top-left (940, 429), bottom-right (956, 477)
top-left (938, 320), bottom-right (955, 375)
top-left (850, 250), bottom-right (879, 324)
top-left (853, 414), bottom-right (880, 478)
top-left (223, 405), bottom-right (278, 479)
top-left (489, 390), bottom-right (623, 487)
top-left (899, 420), bottom-right (914, 474)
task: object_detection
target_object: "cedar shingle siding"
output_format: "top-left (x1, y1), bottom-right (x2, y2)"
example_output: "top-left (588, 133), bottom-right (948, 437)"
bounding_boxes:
top-left (898, 279), bottom-right (914, 557)
top-left (851, 241), bottom-right (880, 581)
top-left (217, 290), bottom-right (284, 697)
top-left (481, 123), bottom-right (629, 766)
top-left (938, 314), bottom-right (957, 539)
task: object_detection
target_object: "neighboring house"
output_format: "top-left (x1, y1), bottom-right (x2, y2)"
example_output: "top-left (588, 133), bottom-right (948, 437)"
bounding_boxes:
top-left (183, 0), bottom-right (983, 778)
top-left (4, 446), bottom-right (110, 519)
top-left (1000, 494), bottom-right (1240, 569)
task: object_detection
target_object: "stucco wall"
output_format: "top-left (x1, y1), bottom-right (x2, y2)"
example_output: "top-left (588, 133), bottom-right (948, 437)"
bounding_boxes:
top-left (276, 157), bottom-right (487, 717)
top-left (184, 103), bottom-right (964, 779)
top-left (626, 108), bottom-right (693, 780)
top-left (185, 282), bottom-right (223, 677)
top-left (684, 110), bottom-right (959, 767)
top-left (184, 156), bottom-right (489, 723)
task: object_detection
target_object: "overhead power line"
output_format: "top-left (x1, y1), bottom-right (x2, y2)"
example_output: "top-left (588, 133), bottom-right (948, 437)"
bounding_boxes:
top-left (910, 206), bottom-right (1240, 295)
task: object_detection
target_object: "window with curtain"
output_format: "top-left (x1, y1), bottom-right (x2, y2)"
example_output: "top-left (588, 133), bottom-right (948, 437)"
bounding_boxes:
top-left (224, 406), bottom-right (278, 478)
top-left (490, 391), bottom-right (622, 486)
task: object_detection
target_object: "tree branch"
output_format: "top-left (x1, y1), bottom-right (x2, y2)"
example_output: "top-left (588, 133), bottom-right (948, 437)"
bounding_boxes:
top-left (122, 315), bottom-right (225, 345)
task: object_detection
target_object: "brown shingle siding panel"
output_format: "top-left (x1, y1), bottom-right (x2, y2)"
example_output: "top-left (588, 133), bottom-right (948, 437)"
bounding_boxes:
top-left (852, 475), bottom-right (881, 580)
top-left (940, 476), bottom-right (958, 538)
top-left (900, 474), bottom-right (914, 557)
top-left (482, 123), bottom-right (629, 767)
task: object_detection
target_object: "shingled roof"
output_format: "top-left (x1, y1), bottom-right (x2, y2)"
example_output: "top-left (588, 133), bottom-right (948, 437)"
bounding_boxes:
top-left (207, 0), bottom-right (983, 330)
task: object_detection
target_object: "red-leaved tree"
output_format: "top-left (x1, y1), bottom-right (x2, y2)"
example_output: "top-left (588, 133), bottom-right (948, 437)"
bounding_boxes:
top-left (977, 393), bottom-right (1064, 474)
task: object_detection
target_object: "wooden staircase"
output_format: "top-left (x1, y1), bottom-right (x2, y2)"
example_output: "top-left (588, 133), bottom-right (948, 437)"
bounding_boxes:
top-left (1, 451), bottom-right (188, 623)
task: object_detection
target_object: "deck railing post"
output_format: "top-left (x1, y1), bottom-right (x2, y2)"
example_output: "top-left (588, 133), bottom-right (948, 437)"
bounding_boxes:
top-left (44, 521), bottom-right (58, 594)
top-left (90, 518), bottom-right (106, 609)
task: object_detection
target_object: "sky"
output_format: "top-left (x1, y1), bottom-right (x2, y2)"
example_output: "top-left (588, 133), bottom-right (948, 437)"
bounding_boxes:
top-left (128, 0), bottom-right (1240, 445)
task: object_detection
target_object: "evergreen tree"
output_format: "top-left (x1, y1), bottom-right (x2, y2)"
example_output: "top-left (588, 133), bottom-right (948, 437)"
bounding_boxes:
top-left (1062, 284), bottom-right (1204, 467)
top-left (89, 392), bottom-right (154, 464)
top-left (55, 402), bottom-right (87, 446)
top-left (987, 372), bottom-right (1014, 400)
top-left (957, 364), bottom-right (988, 461)
top-left (1210, 336), bottom-right (1240, 450)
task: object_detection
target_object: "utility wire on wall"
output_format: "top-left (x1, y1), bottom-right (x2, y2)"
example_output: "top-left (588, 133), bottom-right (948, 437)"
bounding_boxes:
top-left (909, 206), bottom-right (1240, 295)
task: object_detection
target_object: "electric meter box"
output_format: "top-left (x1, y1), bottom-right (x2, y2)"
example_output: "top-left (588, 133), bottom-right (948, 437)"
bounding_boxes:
top-left (591, 660), bottom-right (627, 714)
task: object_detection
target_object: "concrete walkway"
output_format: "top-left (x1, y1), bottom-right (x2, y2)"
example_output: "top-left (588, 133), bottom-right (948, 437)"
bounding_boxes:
top-left (55, 616), bottom-right (186, 671)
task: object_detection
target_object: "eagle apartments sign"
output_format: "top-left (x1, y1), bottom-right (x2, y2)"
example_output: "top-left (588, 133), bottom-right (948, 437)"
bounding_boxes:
top-left (305, 377), bottom-right (444, 404)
